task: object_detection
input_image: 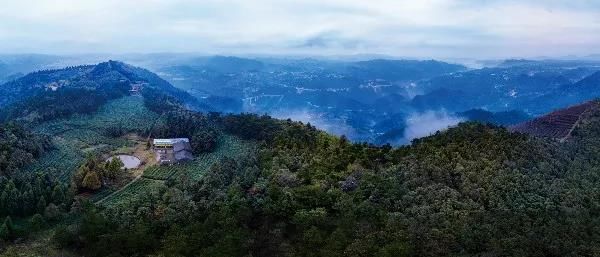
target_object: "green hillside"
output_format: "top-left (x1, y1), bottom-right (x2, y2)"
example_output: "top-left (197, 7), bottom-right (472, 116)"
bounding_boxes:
top-left (101, 134), bottom-right (255, 208)
top-left (26, 96), bottom-right (164, 181)
top-left (5, 62), bottom-right (600, 257)
top-left (142, 134), bottom-right (254, 181)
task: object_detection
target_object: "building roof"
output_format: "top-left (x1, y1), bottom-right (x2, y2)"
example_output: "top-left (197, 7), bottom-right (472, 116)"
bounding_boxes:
top-left (174, 150), bottom-right (194, 161)
top-left (173, 141), bottom-right (192, 152)
top-left (153, 138), bottom-right (190, 146)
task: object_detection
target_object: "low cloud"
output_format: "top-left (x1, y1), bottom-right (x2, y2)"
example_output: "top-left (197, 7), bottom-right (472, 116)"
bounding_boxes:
top-left (271, 109), bottom-right (358, 138)
top-left (400, 110), bottom-right (464, 144)
top-left (274, 109), bottom-right (464, 145)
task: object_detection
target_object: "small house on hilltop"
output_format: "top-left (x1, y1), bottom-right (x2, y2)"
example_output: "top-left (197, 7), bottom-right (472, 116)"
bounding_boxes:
top-left (153, 138), bottom-right (193, 165)
top-left (129, 81), bottom-right (147, 96)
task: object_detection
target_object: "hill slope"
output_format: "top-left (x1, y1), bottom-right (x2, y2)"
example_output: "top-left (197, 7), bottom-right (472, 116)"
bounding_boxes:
top-left (509, 100), bottom-right (600, 140)
top-left (8, 62), bottom-right (600, 257)
top-left (0, 60), bottom-right (207, 122)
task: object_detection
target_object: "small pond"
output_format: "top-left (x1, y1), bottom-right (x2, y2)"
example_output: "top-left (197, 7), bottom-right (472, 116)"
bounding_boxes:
top-left (107, 155), bottom-right (141, 169)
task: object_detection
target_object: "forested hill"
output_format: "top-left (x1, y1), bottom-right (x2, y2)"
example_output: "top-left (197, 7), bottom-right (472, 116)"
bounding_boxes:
top-left (56, 100), bottom-right (600, 256)
top-left (4, 61), bottom-right (600, 256)
top-left (0, 60), bottom-right (207, 123)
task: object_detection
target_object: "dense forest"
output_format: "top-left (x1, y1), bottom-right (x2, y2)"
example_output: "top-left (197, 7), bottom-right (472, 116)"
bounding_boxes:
top-left (3, 61), bottom-right (600, 256)
top-left (55, 113), bottom-right (600, 256)
top-left (0, 123), bottom-right (71, 242)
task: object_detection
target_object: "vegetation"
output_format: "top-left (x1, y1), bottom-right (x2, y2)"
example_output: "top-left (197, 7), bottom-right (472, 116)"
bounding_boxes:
top-left (26, 96), bottom-right (163, 183)
top-left (98, 178), bottom-right (165, 209)
top-left (143, 90), bottom-right (219, 154)
top-left (0, 123), bottom-right (72, 247)
top-left (50, 112), bottom-right (600, 256)
top-left (72, 156), bottom-right (123, 192)
top-left (8, 61), bottom-right (600, 256)
top-left (0, 123), bottom-right (51, 176)
top-left (0, 62), bottom-right (209, 253)
top-left (142, 134), bottom-right (254, 181)
top-left (511, 100), bottom-right (599, 139)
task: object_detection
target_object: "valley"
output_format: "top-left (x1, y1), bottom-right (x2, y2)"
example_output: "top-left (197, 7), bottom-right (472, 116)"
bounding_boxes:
top-left (4, 55), bottom-right (600, 145)
top-left (146, 56), bottom-right (600, 144)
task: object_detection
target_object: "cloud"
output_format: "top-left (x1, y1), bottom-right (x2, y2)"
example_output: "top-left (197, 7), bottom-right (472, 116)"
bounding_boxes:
top-left (401, 110), bottom-right (464, 144)
top-left (271, 109), bottom-right (358, 138)
top-left (0, 0), bottom-right (599, 58)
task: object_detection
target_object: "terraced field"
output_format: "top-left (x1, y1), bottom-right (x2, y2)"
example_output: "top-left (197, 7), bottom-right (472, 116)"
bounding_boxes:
top-left (26, 96), bottom-right (164, 182)
top-left (36, 96), bottom-right (164, 135)
top-left (25, 95), bottom-right (256, 207)
top-left (98, 178), bottom-right (166, 208)
top-left (101, 134), bottom-right (255, 207)
top-left (143, 135), bottom-right (253, 180)
top-left (510, 100), bottom-right (600, 140)
top-left (25, 139), bottom-right (85, 181)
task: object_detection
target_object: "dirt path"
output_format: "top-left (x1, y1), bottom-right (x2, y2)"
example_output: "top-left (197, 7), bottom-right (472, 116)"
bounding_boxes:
top-left (96, 134), bottom-right (156, 204)
top-left (560, 103), bottom-right (600, 142)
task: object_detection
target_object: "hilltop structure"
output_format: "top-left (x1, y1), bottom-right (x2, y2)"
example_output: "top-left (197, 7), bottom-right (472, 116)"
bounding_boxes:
top-left (129, 81), bottom-right (147, 96)
top-left (153, 138), bottom-right (193, 165)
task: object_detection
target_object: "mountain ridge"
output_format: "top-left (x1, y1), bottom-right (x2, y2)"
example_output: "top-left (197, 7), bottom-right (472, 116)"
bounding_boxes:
top-left (0, 60), bottom-right (210, 123)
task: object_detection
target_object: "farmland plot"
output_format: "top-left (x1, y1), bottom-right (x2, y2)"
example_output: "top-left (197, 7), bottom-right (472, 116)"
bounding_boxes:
top-left (25, 96), bottom-right (164, 182)
top-left (100, 178), bottom-right (166, 208)
top-left (102, 134), bottom-right (254, 206)
top-left (142, 134), bottom-right (255, 180)
top-left (25, 139), bottom-right (85, 181)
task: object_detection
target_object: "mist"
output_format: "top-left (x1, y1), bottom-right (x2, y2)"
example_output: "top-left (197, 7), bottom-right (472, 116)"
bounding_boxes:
top-left (271, 109), bottom-right (358, 138)
top-left (400, 110), bottom-right (465, 144)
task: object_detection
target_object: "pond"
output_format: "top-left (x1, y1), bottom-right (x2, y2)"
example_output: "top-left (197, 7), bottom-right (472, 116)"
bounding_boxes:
top-left (107, 154), bottom-right (141, 169)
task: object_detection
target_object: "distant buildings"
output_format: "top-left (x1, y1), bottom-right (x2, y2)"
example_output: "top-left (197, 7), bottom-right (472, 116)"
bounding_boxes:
top-left (153, 138), bottom-right (193, 165)
top-left (129, 82), bottom-right (147, 96)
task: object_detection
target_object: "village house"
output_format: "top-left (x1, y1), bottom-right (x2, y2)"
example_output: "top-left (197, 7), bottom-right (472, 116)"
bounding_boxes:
top-left (152, 138), bottom-right (193, 165)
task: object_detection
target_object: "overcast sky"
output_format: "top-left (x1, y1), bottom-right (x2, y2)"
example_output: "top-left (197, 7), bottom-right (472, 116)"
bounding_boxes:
top-left (1, 0), bottom-right (599, 59)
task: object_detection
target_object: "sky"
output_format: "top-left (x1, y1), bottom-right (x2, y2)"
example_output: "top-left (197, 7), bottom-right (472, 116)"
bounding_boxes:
top-left (1, 0), bottom-right (599, 59)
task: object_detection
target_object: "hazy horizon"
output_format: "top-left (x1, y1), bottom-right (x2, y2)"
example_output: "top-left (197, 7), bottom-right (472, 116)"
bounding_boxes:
top-left (1, 0), bottom-right (599, 59)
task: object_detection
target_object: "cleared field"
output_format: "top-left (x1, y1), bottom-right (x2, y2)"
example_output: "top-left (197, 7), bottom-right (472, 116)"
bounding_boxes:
top-left (99, 177), bottom-right (166, 208)
top-left (99, 134), bottom-right (255, 206)
top-left (25, 96), bottom-right (164, 182)
top-left (25, 139), bottom-right (85, 181)
top-left (510, 100), bottom-right (600, 140)
top-left (143, 134), bottom-right (254, 180)
top-left (36, 96), bottom-right (164, 136)
top-left (26, 95), bottom-right (255, 207)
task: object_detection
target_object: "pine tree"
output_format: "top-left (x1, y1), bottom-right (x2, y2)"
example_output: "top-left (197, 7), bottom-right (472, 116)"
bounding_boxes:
top-left (0, 222), bottom-right (9, 240)
top-left (7, 188), bottom-right (19, 216)
top-left (33, 177), bottom-right (43, 197)
top-left (0, 191), bottom-right (7, 216)
top-left (51, 185), bottom-right (65, 205)
top-left (104, 158), bottom-right (123, 178)
top-left (44, 203), bottom-right (61, 221)
top-left (73, 165), bottom-right (90, 190)
top-left (82, 171), bottom-right (102, 190)
top-left (21, 190), bottom-right (34, 215)
top-left (3, 216), bottom-right (13, 235)
top-left (30, 213), bottom-right (44, 231)
top-left (37, 196), bottom-right (47, 215)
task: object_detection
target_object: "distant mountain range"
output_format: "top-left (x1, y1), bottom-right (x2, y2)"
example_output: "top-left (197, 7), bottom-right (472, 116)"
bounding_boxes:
top-left (2, 54), bottom-right (600, 144)
top-left (149, 56), bottom-right (600, 143)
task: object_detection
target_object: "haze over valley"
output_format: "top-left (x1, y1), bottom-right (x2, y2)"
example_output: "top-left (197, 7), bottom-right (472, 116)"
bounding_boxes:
top-left (3, 54), bottom-right (600, 144)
